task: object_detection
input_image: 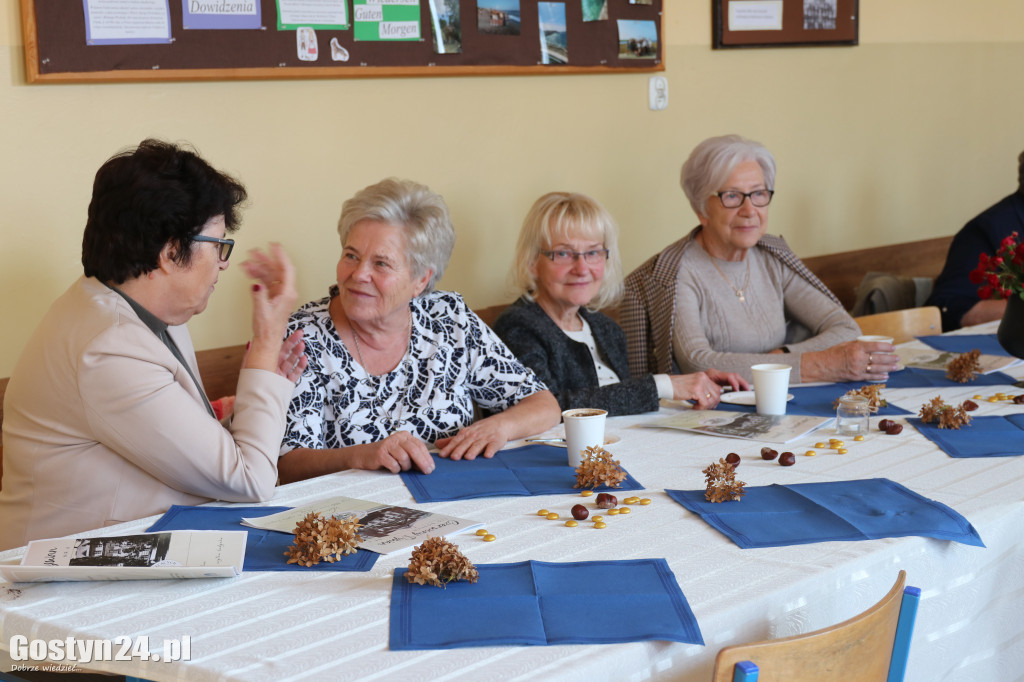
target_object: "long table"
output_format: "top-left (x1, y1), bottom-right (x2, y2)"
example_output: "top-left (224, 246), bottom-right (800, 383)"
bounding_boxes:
top-left (2, 322), bottom-right (1024, 681)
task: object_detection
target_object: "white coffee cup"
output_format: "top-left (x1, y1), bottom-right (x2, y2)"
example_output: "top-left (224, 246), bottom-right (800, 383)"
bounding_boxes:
top-left (561, 408), bottom-right (607, 468)
top-left (750, 363), bottom-right (792, 416)
top-left (858, 335), bottom-right (895, 382)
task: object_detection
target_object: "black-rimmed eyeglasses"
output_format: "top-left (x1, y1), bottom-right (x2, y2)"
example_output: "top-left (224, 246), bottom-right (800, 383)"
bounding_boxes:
top-left (713, 189), bottom-right (774, 209)
top-left (191, 235), bottom-right (235, 261)
top-left (541, 248), bottom-right (609, 265)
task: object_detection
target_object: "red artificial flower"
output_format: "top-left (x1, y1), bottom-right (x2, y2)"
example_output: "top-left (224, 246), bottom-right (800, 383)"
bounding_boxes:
top-left (979, 285), bottom-right (993, 300)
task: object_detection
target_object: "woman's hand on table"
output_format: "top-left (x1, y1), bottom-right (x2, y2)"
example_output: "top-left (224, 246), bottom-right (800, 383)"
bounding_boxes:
top-left (435, 419), bottom-right (511, 462)
top-left (354, 433), bottom-right (436, 474)
top-left (802, 340), bottom-right (899, 383)
top-left (670, 370), bottom-right (748, 409)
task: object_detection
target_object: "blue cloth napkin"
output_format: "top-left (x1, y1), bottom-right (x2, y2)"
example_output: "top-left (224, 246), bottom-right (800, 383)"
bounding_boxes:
top-left (389, 558), bottom-right (703, 650)
top-left (146, 505), bottom-right (379, 572)
top-left (665, 479), bottom-right (983, 549)
top-left (842, 367), bottom-right (1018, 389)
top-left (718, 384), bottom-right (911, 417)
top-left (400, 444), bottom-right (644, 503)
top-left (917, 334), bottom-right (1012, 357)
top-left (908, 414), bottom-right (1024, 458)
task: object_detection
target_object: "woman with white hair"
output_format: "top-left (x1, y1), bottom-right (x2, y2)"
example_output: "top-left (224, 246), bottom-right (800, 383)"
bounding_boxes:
top-left (622, 134), bottom-right (895, 383)
top-left (278, 178), bottom-right (559, 483)
top-left (494, 191), bottom-right (746, 416)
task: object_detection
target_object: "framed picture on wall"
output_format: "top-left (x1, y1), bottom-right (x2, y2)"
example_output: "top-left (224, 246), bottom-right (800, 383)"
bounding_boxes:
top-left (712, 0), bottom-right (858, 49)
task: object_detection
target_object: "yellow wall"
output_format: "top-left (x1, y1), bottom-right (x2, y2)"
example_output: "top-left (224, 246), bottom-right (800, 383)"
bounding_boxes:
top-left (2, 1), bottom-right (1023, 376)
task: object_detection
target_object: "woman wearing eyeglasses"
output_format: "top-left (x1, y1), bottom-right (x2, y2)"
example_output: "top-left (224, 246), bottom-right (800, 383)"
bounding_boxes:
top-left (0, 139), bottom-right (306, 551)
top-left (277, 178), bottom-right (559, 483)
top-left (493, 192), bottom-right (747, 416)
top-left (622, 134), bottom-right (890, 384)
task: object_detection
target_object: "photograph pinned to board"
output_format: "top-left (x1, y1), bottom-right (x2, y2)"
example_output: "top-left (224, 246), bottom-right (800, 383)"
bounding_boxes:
top-left (83, 0), bottom-right (172, 45)
top-left (354, 0), bottom-right (421, 41)
top-left (582, 0), bottom-right (607, 21)
top-left (182, 0), bottom-right (261, 29)
top-left (804, 0), bottom-right (837, 30)
top-left (276, 0), bottom-right (349, 30)
top-left (538, 3), bottom-right (567, 64)
top-left (477, 0), bottom-right (521, 36)
top-left (617, 19), bottom-right (657, 60)
top-left (429, 0), bottom-right (462, 54)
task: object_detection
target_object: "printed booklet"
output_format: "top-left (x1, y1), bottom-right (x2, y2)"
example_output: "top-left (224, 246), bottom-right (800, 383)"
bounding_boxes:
top-left (644, 410), bottom-right (833, 444)
top-left (0, 531), bottom-right (246, 583)
top-left (241, 496), bottom-right (483, 555)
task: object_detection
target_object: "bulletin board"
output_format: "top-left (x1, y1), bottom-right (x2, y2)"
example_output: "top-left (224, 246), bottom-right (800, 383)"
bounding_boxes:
top-left (21, 0), bottom-right (664, 84)
top-left (713, 0), bottom-right (857, 49)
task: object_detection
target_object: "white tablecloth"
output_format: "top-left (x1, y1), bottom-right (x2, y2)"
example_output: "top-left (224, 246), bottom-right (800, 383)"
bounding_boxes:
top-left (2, 323), bottom-right (1024, 681)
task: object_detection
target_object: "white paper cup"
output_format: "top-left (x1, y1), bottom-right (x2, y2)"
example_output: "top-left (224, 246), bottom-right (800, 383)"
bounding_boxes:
top-left (750, 363), bottom-right (792, 416)
top-left (562, 408), bottom-right (607, 468)
top-left (858, 335), bottom-right (895, 382)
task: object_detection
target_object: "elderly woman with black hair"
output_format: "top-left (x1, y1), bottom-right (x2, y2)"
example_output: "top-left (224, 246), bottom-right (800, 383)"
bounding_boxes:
top-left (622, 134), bottom-right (898, 384)
top-left (494, 191), bottom-right (747, 416)
top-left (278, 178), bottom-right (559, 483)
top-left (0, 139), bottom-right (305, 552)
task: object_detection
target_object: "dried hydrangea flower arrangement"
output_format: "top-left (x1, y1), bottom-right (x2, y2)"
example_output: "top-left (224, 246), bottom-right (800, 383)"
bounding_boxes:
top-left (703, 458), bottom-right (747, 503)
top-left (284, 512), bottom-right (363, 567)
top-left (946, 349), bottom-right (982, 383)
top-left (573, 445), bottom-right (628, 490)
top-left (919, 396), bottom-right (973, 430)
top-left (406, 537), bottom-right (479, 588)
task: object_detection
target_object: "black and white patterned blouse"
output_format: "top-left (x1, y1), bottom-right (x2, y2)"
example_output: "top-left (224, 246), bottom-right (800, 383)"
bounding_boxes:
top-left (280, 288), bottom-right (547, 454)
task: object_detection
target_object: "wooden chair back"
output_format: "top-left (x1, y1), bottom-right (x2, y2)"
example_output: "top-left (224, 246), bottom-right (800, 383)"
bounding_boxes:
top-left (712, 571), bottom-right (918, 682)
top-left (854, 306), bottom-right (942, 344)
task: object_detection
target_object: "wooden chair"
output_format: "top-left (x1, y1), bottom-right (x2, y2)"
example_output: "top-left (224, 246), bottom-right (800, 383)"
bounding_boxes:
top-left (854, 306), bottom-right (942, 344)
top-left (712, 571), bottom-right (920, 682)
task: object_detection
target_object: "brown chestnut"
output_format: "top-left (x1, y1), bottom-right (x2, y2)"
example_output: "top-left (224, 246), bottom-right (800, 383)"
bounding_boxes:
top-left (725, 452), bottom-right (741, 467)
top-left (878, 419), bottom-right (895, 431)
top-left (570, 504), bottom-right (589, 521)
top-left (1014, 395), bottom-right (1024, 405)
top-left (595, 493), bottom-right (618, 509)
top-left (760, 447), bottom-right (778, 461)
top-left (962, 400), bottom-right (979, 411)
top-left (778, 452), bottom-right (796, 466)
top-left (884, 423), bottom-right (903, 435)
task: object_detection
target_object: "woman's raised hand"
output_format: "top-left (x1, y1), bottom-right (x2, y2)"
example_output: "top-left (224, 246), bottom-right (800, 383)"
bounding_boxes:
top-left (241, 244), bottom-right (302, 373)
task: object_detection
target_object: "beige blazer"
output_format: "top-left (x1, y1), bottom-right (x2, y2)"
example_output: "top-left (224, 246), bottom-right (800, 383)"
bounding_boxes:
top-left (0, 277), bottom-right (294, 551)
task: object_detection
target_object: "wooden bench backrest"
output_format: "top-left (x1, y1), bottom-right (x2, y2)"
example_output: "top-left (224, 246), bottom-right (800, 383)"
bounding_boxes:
top-left (802, 235), bottom-right (952, 311)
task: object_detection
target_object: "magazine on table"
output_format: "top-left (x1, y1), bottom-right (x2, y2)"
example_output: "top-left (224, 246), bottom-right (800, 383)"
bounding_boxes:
top-left (644, 410), bottom-right (833, 444)
top-left (241, 496), bottom-right (483, 555)
top-left (0, 531), bottom-right (246, 583)
top-left (895, 347), bottom-right (1021, 374)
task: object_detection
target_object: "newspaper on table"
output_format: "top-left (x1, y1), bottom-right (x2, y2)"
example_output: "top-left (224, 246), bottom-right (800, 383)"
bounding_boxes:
top-left (0, 531), bottom-right (246, 583)
top-left (241, 496), bottom-right (483, 555)
top-left (644, 410), bottom-right (833, 444)
top-left (895, 347), bottom-right (1021, 374)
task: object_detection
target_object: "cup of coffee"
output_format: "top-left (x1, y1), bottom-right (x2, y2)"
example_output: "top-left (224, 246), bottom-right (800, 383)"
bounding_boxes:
top-left (750, 363), bottom-right (792, 416)
top-left (561, 408), bottom-right (607, 468)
